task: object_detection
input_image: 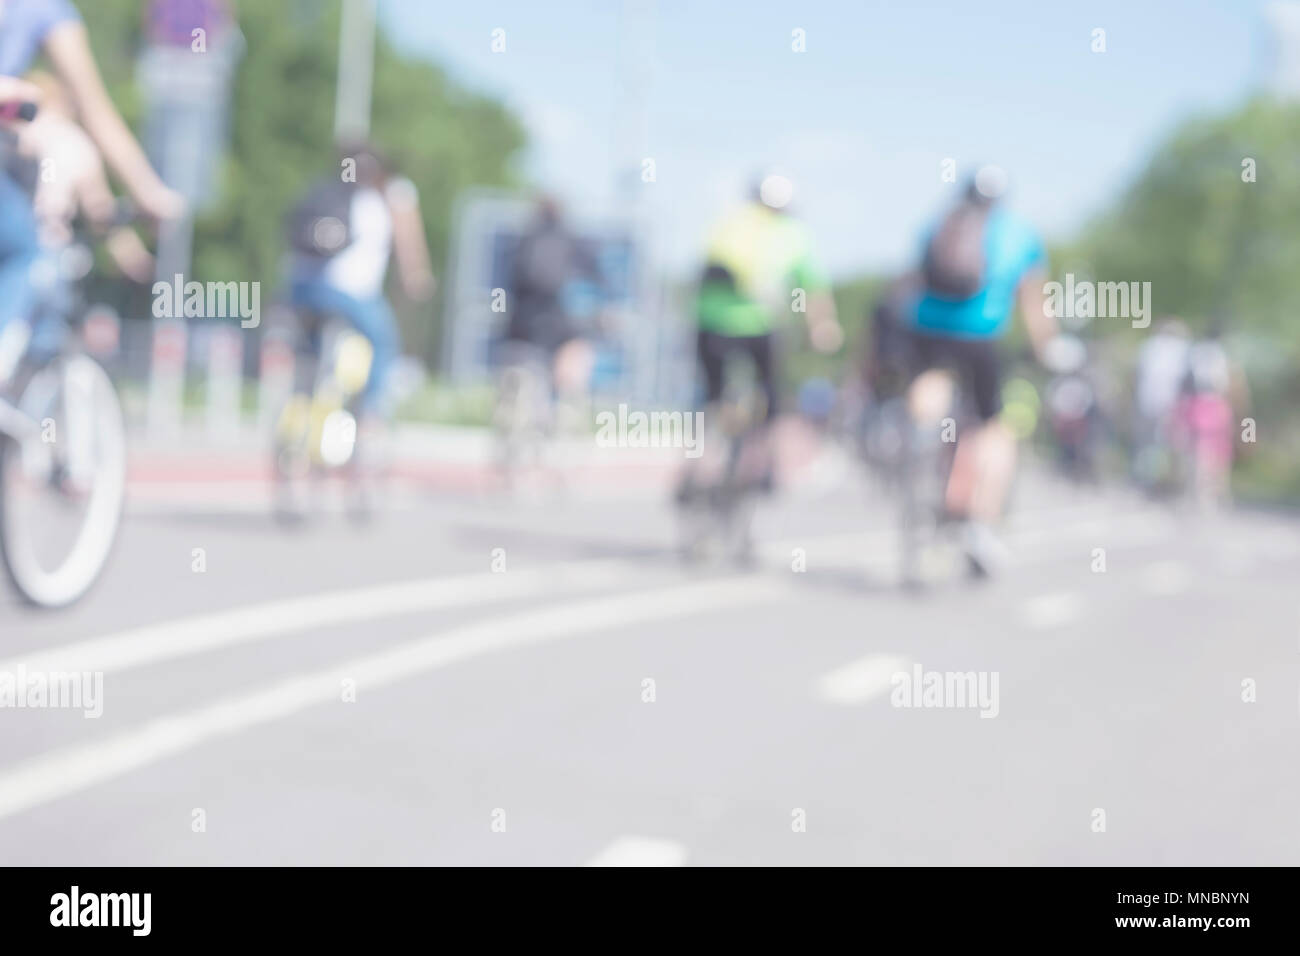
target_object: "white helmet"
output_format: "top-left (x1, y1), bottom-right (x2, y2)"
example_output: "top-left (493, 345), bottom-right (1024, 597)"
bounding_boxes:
top-left (970, 164), bottom-right (1008, 204)
top-left (755, 172), bottom-right (794, 210)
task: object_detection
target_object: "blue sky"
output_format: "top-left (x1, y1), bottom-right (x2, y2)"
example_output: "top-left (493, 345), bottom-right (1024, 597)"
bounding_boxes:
top-left (381, 0), bottom-right (1281, 278)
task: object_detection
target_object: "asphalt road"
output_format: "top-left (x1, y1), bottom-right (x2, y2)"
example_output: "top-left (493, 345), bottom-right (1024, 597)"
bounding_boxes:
top-left (1, 448), bottom-right (1297, 866)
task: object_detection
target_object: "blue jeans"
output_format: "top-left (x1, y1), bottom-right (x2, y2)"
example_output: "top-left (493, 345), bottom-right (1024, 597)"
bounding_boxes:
top-left (0, 171), bottom-right (40, 345)
top-left (26, 248), bottom-right (76, 359)
top-left (289, 278), bottom-right (398, 413)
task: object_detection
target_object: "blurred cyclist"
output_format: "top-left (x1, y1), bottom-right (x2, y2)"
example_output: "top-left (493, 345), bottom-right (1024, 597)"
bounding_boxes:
top-left (11, 69), bottom-right (155, 356)
top-left (285, 142), bottom-right (434, 422)
top-left (502, 194), bottom-right (604, 402)
top-left (1170, 321), bottom-right (1246, 507)
top-left (0, 0), bottom-right (182, 382)
top-left (678, 171), bottom-right (842, 498)
top-left (902, 165), bottom-right (1059, 574)
top-left (1132, 316), bottom-right (1190, 490)
top-left (861, 271), bottom-right (922, 404)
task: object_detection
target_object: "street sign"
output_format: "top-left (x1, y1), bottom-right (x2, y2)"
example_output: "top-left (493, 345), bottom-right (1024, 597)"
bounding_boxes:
top-left (137, 6), bottom-right (242, 210)
top-left (138, 0), bottom-right (244, 437)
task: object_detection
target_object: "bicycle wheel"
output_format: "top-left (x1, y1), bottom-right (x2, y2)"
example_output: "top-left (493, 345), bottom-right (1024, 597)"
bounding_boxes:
top-left (493, 358), bottom-right (548, 487)
top-left (0, 354), bottom-right (126, 608)
top-left (897, 419), bottom-right (925, 586)
top-left (272, 393), bottom-right (314, 523)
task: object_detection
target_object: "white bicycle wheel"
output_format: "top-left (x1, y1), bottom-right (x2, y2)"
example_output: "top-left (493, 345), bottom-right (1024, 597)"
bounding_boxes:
top-left (0, 354), bottom-right (126, 608)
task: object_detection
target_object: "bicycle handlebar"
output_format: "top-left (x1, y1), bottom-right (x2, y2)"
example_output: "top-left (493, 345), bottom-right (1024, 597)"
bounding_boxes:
top-left (0, 102), bottom-right (38, 122)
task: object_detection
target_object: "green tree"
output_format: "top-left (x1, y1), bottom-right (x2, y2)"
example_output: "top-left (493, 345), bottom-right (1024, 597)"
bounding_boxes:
top-left (1064, 97), bottom-right (1300, 344)
top-left (1059, 96), bottom-right (1300, 499)
top-left (75, 0), bottom-right (526, 364)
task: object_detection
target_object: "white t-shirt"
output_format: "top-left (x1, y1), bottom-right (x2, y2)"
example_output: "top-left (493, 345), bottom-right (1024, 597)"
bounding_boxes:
top-left (1136, 333), bottom-right (1190, 418)
top-left (295, 177), bottom-right (416, 300)
top-left (320, 187), bottom-right (392, 300)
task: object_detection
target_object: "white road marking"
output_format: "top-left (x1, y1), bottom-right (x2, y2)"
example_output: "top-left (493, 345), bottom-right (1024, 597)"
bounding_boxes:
top-left (0, 495), bottom-right (1178, 684)
top-left (816, 654), bottom-right (912, 705)
top-left (0, 576), bottom-right (797, 822)
top-left (0, 525), bottom-right (932, 680)
top-left (0, 559), bottom-right (644, 677)
top-left (1019, 592), bottom-right (1084, 630)
top-left (585, 836), bottom-right (688, 867)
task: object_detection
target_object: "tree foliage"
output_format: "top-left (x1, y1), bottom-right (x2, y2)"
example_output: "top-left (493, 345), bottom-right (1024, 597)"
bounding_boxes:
top-left (76, 0), bottom-right (526, 362)
top-left (1064, 97), bottom-right (1300, 347)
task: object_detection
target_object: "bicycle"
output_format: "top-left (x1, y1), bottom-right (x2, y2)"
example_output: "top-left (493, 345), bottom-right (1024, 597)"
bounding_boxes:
top-left (1170, 389), bottom-right (1233, 511)
top-left (676, 364), bottom-right (769, 566)
top-left (492, 340), bottom-right (554, 489)
top-left (491, 337), bottom-right (595, 493)
top-left (896, 368), bottom-right (966, 588)
top-left (896, 334), bottom-right (1084, 587)
top-left (1044, 341), bottom-right (1102, 484)
top-left (0, 203), bottom-right (129, 608)
top-left (271, 309), bottom-right (378, 522)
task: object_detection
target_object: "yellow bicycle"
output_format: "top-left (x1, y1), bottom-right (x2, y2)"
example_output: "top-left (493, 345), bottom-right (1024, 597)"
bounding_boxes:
top-left (272, 312), bottom-right (376, 522)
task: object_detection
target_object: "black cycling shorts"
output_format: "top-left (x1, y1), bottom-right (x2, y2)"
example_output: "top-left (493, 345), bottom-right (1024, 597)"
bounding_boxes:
top-left (696, 330), bottom-right (779, 423)
top-left (504, 306), bottom-right (580, 357)
top-left (906, 330), bottom-right (1003, 422)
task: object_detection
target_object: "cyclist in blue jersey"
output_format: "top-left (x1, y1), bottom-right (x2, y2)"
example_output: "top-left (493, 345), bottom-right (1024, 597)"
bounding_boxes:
top-left (903, 166), bottom-right (1060, 573)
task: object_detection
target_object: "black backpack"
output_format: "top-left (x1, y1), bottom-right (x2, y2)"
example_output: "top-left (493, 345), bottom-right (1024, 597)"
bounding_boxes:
top-left (513, 228), bottom-right (577, 300)
top-left (922, 202), bottom-right (990, 300)
top-left (287, 179), bottom-right (355, 258)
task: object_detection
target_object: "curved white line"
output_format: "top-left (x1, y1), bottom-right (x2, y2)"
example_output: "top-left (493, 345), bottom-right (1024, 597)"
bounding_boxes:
top-left (0, 575), bottom-right (795, 822)
top-left (0, 559), bottom-right (642, 677)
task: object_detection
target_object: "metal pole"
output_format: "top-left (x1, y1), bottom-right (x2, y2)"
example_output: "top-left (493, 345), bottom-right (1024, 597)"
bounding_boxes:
top-left (335, 0), bottom-right (378, 142)
top-left (616, 0), bottom-right (657, 402)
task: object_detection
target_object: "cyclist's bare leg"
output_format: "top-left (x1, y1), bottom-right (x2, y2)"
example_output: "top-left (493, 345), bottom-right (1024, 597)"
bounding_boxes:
top-left (553, 337), bottom-right (593, 400)
top-left (906, 370), bottom-right (1014, 522)
top-left (551, 337), bottom-right (594, 438)
top-left (952, 418), bottom-right (1016, 523)
top-left (677, 400), bottom-right (723, 495)
top-left (906, 369), bottom-right (955, 427)
top-left (734, 419), bottom-right (774, 488)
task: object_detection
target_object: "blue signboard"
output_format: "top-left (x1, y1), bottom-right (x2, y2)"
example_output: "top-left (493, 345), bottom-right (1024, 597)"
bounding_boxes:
top-left (484, 228), bottom-right (640, 388)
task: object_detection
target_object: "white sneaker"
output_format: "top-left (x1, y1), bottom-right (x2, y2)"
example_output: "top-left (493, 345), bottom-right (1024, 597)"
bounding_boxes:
top-left (961, 521), bottom-right (1010, 577)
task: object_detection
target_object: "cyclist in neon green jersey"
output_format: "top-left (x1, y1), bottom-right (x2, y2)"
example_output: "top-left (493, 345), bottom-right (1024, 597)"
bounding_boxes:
top-left (679, 172), bottom-right (842, 498)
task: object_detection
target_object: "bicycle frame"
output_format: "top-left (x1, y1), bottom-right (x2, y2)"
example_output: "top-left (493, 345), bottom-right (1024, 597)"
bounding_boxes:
top-left (0, 393), bottom-right (41, 442)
